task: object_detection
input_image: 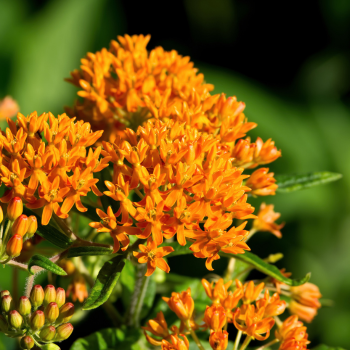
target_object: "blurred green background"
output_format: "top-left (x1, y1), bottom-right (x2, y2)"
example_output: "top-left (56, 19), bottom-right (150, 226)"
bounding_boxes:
top-left (0, 0), bottom-right (350, 348)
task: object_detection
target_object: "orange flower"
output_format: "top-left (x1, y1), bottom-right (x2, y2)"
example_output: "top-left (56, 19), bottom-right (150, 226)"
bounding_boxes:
top-left (201, 278), bottom-right (233, 304)
top-left (143, 311), bottom-right (170, 346)
top-left (133, 237), bottom-right (174, 276)
top-left (253, 202), bottom-right (285, 238)
top-left (288, 300), bottom-right (318, 324)
top-left (233, 304), bottom-right (275, 341)
top-left (203, 305), bottom-right (227, 331)
top-left (162, 288), bottom-right (195, 325)
top-left (66, 274), bottom-right (88, 303)
top-left (209, 330), bottom-right (229, 350)
top-left (161, 333), bottom-right (190, 350)
top-left (242, 281), bottom-right (265, 304)
top-left (221, 287), bottom-right (243, 322)
top-left (246, 168), bottom-right (278, 196)
top-left (0, 96), bottom-right (19, 119)
top-left (26, 177), bottom-right (70, 225)
top-left (256, 290), bottom-right (286, 318)
top-left (89, 206), bottom-right (140, 253)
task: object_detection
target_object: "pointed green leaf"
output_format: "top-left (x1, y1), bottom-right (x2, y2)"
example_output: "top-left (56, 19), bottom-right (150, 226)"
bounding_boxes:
top-left (83, 255), bottom-right (126, 310)
top-left (67, 246), bottom-right (113, 258)
top-left (275, 171), bottom-right (342, 193)
top-left (220, 251), bottom-right (310, 286)
top-left (23, 207), bottom-right (74, 248)
top-left (28, 254), bottom-right (67, 276)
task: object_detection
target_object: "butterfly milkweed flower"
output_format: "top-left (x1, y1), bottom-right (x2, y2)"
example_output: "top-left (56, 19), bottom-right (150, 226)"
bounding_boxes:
top-left (253, 203), bottom-right (285, 238)
top-left (133, 237), bottom-right (174, 276)
top-left (0, 96), bottom-right (19, 119)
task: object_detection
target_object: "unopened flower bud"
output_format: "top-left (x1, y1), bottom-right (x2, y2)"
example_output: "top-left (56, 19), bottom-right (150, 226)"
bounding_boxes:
top-left (18, 296), bottom-right (32, 316)
top-left (0, 206), bottom-right (3, 224)
top-left (0, 290), bottom-right (10, 298)
top-left (0, 314), bottom-right (8, 332)
top-left (7, 197), bottom-right (23, 221)
top-left (20, 335), bottom-right (34, 349)
top-left (26, 216), bottom-right (37, 238)
top-left (40, 325), bottom-right (56, 341)
top-left (9, 310), bottom-right (23, 329)
top-left (55, 323), bottom-right (74, 341)
top-left (209, 330), bottom-right (228, 350)
top-left (57, 303), bottom-right (75, 323)
top-left (203, 305), bottom-right (227, 331)
top-left (162, 288), bottom-right (194, 323)
top-left (1, 294), bottom-right (14, 313)
top-left (6, 234), bottom-right (23, 257)
top-left (55, 288), bottom-right (66, 308)
top-left (30, 310), bottom-right (45, 331)
top-left (45, 302), bottom-right (59, 324)
top-left (44, 285), bottom-right (56, 307)
top-left (41, 344), bottom-right (61, 350)
top-left (12, 215), bottom-right (28, 237)
top-left (30, 285), bottom-right (44, 309)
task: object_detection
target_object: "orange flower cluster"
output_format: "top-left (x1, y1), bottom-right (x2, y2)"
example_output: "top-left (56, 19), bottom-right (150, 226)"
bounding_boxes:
top-left (276, 315), bottom-right (310, 350)
top-left (0, 112), bottom-right (104, 226)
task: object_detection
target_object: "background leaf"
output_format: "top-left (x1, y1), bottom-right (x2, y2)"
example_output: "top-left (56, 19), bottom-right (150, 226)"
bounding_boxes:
top-left (67, 246), bottom-right (113, 258)
top-left (23, 207), bottom-right (74, 248)
top-left (220, 251), bottom-right (310, 286)
top-left (28, 254), bottom-right (67, 275)
top-left (276, 172), bottom-right (342, 193)
top-left (83, 255), bottom-right (126, 310)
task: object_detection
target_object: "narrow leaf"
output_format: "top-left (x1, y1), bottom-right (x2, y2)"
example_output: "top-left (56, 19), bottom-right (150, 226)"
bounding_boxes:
top-left (275, 171), bottom-right (342, 193)
top-left (220, 251), bottom-right (310, 286)
top-left (23, 207), bottom-right (73, 248)
top-left (67, 246), bottom-right (113, 258)
top-left (28, 254), bottom-right (67, 276)
top-left (83, 255), bottom-right (126, 310)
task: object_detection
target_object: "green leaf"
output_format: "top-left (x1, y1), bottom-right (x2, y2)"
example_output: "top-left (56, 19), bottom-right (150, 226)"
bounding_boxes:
top-left (23, 207), bottom-right (73, 249)
top-left (220, 251), bottom-right (310, 286)
top-left (83, 255), bottom-right (126, 310)
top-left (28, 254), bottom-right (67, 276)
top-left (160, 241), bottom-right (192, 257)
top-left (311, 345), bottom-right (346, 350)
top-left (120, 260), bottom-right (136, 310)
top-left (140, 275), bottom-right (156, 319)
top-left (275, 172), bottom-right (342, 193)
top-left (70, 328), bottom-right (144, 350)
top-left (67, 246), bottom-right (113, 258)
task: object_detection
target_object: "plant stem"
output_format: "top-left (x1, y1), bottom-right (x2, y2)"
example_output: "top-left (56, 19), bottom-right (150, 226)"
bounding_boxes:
top-left (255, 338), bottom-right (279, 350)
top-left (189, 327), bottom-right (206, 350)
top-left (246, 228), bottom-right (257, 241)
top-left (224, 257), bottom-right (236, 281)
top-left (134, 188), bottom-right (144, 199)
top-left (127, 263), bottom-right (149, 327)
top-left (239, 335), bottom-right (252, 350)
top-left (0, 220), bottom-right (13, 258)
top-left (25, 275), bottom-right (35, 298)
top-left (233, 330), bottom-right (242, 350)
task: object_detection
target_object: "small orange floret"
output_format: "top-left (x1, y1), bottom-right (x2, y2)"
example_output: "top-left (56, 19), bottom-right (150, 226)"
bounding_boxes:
top-left (246, 168), bottom-right (278, 196)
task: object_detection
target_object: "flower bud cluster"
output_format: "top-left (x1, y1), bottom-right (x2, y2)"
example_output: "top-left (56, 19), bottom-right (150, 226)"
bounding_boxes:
top-left (0, 285), bottom-right (74, 349)
top-left (0, 197), bottom-right (37, 261)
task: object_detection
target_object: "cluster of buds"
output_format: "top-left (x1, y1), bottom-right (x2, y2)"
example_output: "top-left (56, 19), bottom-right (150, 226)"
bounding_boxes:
top-left (0, 285), bottom-right (74, 349)
top-left (0, 197), bottom-right (37, 262)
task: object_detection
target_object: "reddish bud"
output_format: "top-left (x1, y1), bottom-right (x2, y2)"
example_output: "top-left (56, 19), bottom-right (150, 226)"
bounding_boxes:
top-left (44, 302), bottom-right (59, 323)
top-left (7, 197), bottom-right (23, 221)
top-left (30, 310), bottom-right (45, 331)
top-left (39, 325), bottom-right (56, 341)
top-left (1, 294), bottom-right (14, 313)
top-left (43, 285), bottom-right (56, 307)
top-left (6, 234), bottom-right (23, 257)
top-left (9, 310), bottom-right (23, 329)
top-left (56, 323), bottom-right (74, 341)
top-left (55, 288), bottom-right (66, 308)
top-left (26, 216), bottom-right (38, 237)
top-left (30, 285), bottom-right (44, 309)
top-left (0, 290), bottom-right (10, 298)
top-left (12, 215), bottom-right (28, 237)
top-left (20, 335), bottom-right (34, 349)
top-left (57, 302), bottom-right (75, 323)
top-left (18, 296), bottom-right (32, 316)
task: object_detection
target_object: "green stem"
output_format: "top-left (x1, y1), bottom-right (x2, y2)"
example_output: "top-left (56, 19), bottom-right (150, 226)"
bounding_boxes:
top-left (233, 330), bottom-right (242, 350)
top-left (239, 336), bottom-right (252, 350)
top-left (224, 257), bottom-right (236, 281)
top-left (189, 327), bottom-right (205, 350)
top-left (255, 338), bottom-right (279, 350)
top-left (0, 220), bottom-right (13, 259)
top-left (246, 228), bottom-right (257, 242)
top-left (25, 274), bottom-right (35, 298)
top-left (127, 263), bottom-right (149, 327)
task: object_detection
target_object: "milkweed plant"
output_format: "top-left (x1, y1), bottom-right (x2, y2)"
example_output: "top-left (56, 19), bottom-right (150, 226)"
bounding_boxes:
top-left (0, 34), bottom-right (343, 350)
